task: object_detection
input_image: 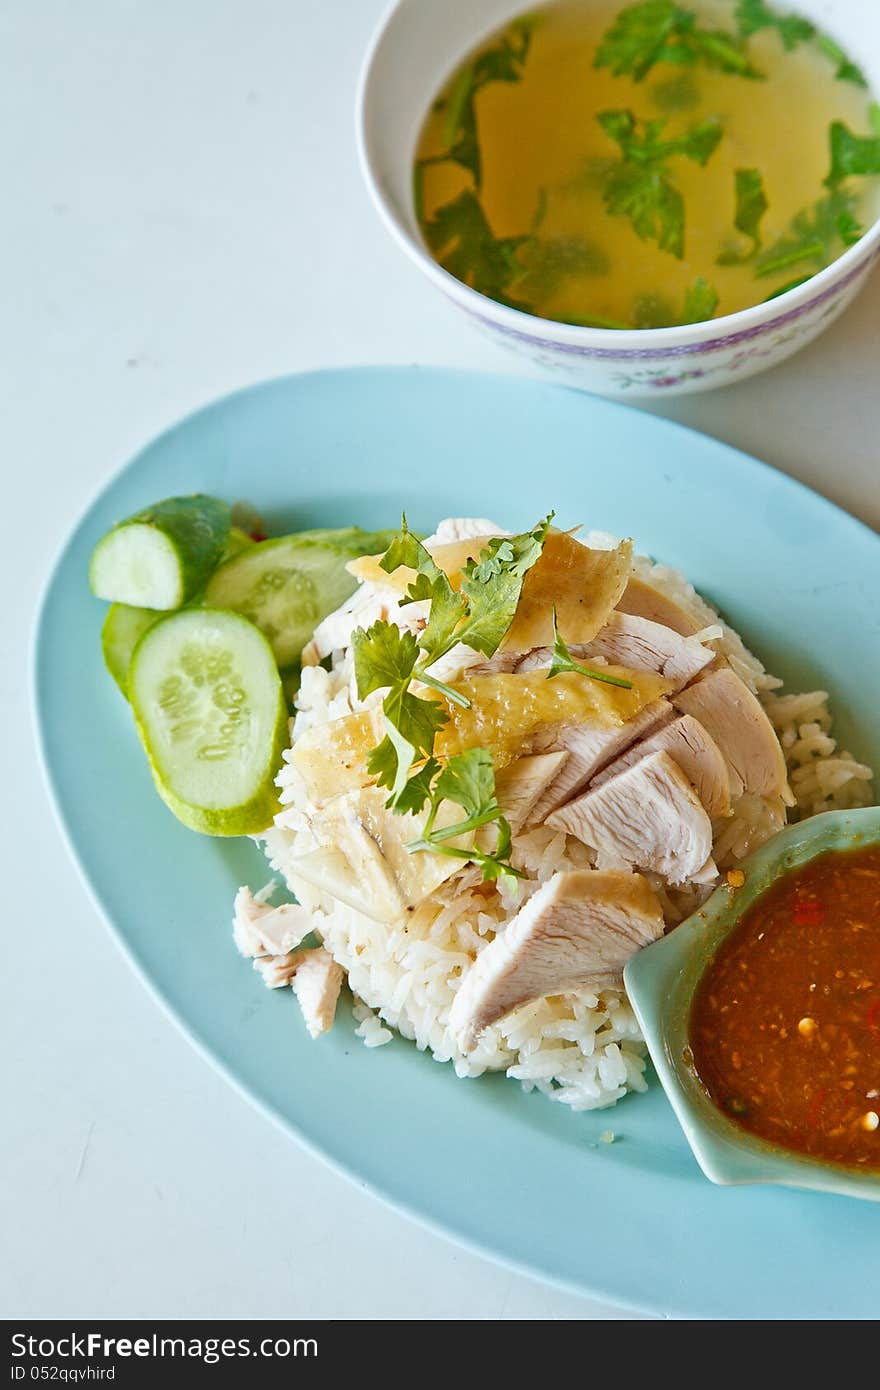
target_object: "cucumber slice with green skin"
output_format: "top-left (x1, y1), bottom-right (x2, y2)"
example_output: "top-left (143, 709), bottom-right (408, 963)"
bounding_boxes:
top-left (129, 608), bottom-right (286, 836)
top-left (203, 527), bottom-right (398, 668)
top-left (89, 495), bottom-right (231, 610)
top-left (101, 603), bottom-right (163, 697)
top-left (101, 529), bottom-right (255, 697)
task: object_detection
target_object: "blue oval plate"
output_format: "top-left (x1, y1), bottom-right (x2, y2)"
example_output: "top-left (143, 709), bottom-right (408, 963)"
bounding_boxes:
top-left (35, 367), bottom-right (880, 1319)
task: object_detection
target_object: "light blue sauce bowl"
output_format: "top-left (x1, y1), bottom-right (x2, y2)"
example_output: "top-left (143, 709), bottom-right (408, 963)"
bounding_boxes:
top-left (624, 806), bottom-right (880, 1203)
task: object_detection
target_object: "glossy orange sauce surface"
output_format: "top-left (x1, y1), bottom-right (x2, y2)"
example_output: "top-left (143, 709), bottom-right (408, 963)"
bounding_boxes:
top-left (690, 846), bottom-right (880, 1170)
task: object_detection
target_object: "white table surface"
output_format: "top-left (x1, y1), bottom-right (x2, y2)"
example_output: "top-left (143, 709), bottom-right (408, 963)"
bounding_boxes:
top-left (3, 0), bottom-right (878, 1322)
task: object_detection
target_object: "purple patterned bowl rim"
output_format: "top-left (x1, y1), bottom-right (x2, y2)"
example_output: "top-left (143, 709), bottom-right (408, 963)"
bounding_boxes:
top-left (357, 0), bottom-right (880, 362)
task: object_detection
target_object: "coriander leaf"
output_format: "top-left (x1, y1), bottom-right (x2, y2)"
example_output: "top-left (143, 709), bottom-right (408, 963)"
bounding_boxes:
top-left (825, 120), bottom-right (880, 187)
top-left (733, 167), bottom-right (768, 245)
top-left (631, 278), bottom-right (718, 327)
top-left (598, 110), bottom-right (722, 166)
top-left (423, 189), bottom-right (533, 311)
top-left (680, 275), bottom-right (719, 323)
top-left (595, 1), bottom-right (761, 82)
top-left (405, 747), bottom-right (524, 885)
top-left (631, 290), bottom-right (678, 328)
top-left (366, 731), bottom-right (402, 793)
top-left (392, 756), bottom-right (441, 817)
top-left (594, 1), bottom-right (696, 82)
top-left (755, 190), bottom-right (861, 277)
top-left (717, 167), bottom-right (768, 263)
top-left (434, 748), bottom-right (498, 822)
top-left (686, 27), bottom-right (762, 77)
top-left (385, 686), bottom-right (447, 762)
top-left (380, 515), bottom-right (441, 589)
top-left (816, 34), bottom-right (867, 88)
top-left (514, 235), bottom-right (610, 299)
top-left (352, 621), bottom-right (419, 701)
top-left (457, 515), bottom-right (553, 656)
top-left (429, 15), bottom-right (535, 186)
top-left (548, 608), bottom-right (634, 688)
top-left (604, 162), bottom-right (685, 258)
top-left (370, 689), bottom-right (446, 802)
top-left (734, 0), bottom-right (814, 50)
top-left (370, 716), bottom-right (417, 801)
top-left (651, 72), bottom-right (701, 112)
top-left (761, 273), bottom-right (812, 302)
top-left (378, 517), bottom-right (470, 660)
top-left (870, 102), bottom-right (880, 138)
top-left (597, 110), bottom-right (722, 259)
top-left (836, 209), bottom-right (864, 246)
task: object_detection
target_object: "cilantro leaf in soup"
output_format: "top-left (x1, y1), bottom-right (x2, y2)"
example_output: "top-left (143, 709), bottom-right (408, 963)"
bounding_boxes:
top-left (734, 0), bottom-right (814, 50)
top-left (423, 189), bottom-right (532, 310)
top-left (680, 275), bottom-right (720, 323)
top-left (594, 0), bottom-right (697, 81)
top-left (815, 34), bottom-right (867, 89)
top-left (598, 110), bottom-right (722, 167)
top-left (825, 121), bottom-right (880, 187)
top-left (598, 110), bottom-right (722, 259)
top-left (424, 15), bottom-right (536, 187)
top-left (604, 164), bottom-right (686, 259)
top-left (514, 236), bottom-right (610, 300)
top-left (594, 0), bottom-right (762, 82)
top-left (754, 190), bottom-right (862, 278)
top-left (632, 278), bottom-right (719, 327)
top-left (761, 273), bottom-right (813, 302)
top-left (717, 167), bottom-right (768, 263)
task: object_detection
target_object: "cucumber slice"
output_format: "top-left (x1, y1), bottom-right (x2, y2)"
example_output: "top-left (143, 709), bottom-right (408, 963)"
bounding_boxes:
top-left (203, 527), bottom-right (398, 668)
top-left (90, 494), bottom-right (231, 610)
top-left (129, 608), bottom-right (286, 836)
top-left (101, 604), bottom-right (163, 697)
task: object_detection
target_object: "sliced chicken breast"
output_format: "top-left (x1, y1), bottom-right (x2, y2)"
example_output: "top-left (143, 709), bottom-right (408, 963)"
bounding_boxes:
top-left (672, 668), bottom-right (794, 805)
top-left (291, 947), bottom-right (345, 1038)
top-left (591, 713), bottom-right (732, 818)
top-left (527, 700), bottom-right (674, 822)
top-left (233, 888), bottom-right (314, 958)
top-left (514, 611), bottom-right (714, 690)
top-left (449, 869), bottom-right (665, 1051)
top-left (547, 750), bottom-right (714, 886)
top-left (616, 575), bottom-right (701, 636)
top-left (494, 752), bottom-right (569, 832)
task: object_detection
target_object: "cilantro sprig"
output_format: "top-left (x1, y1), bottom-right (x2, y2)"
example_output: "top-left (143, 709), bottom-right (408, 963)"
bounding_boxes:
top-left (404, 748), bottom-right (525, 887)
top-left (717, 167), bottom-right (768, 264)
top-left (754, 190), bottom-right (863, 279)
top-left (418, 16), bottom-right (535, 189)
top-left (548, 609), bottom-right (633, 689)
top-left (352, 515), bottom-right (553, 809)
top-left (421, 190), bottom-right (533, 312)
top-left (734, 0), bottom-right (814, 51)
top-left (594, 1), bottom-right (762, 83)
top-left (598, 109), bottom-right (722, 259)
top-left (815, 34), bottom-right (867, 89)
top-left (825, 121), bottom-right (880, 188)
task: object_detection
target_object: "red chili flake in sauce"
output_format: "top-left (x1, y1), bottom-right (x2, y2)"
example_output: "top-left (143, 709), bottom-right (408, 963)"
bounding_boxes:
top-left (792, 898), bottom-right (825, 928)
top-left (689, 845), bottom-right (880, 1171)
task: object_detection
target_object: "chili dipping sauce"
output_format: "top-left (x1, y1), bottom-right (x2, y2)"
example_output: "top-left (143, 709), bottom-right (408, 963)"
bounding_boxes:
top-left (690, 845), bottom-right (880, 1170)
